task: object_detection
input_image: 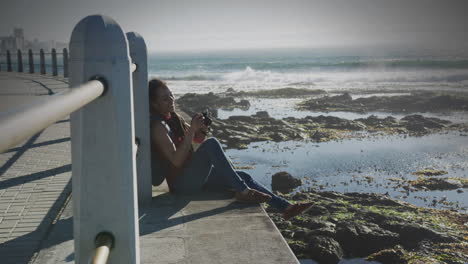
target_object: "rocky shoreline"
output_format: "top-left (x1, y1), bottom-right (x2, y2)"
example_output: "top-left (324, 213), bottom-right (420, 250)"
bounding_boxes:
top-left (176, 90), bottom-right (468, 149)
top-left (297, 91), bottom-right (468, 113)
top-left (265, 190), bottom-right (467, 264)
top-left (176, 89), bottom-right (468, 263)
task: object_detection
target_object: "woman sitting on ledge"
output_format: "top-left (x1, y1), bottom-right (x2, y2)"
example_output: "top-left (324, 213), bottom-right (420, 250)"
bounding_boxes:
top-left (149, 78), bottom-right (312, 220)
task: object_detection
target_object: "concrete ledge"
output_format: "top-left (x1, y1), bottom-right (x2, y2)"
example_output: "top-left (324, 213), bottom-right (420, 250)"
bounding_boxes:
top-left (34, 181), bottom-right (299, 263)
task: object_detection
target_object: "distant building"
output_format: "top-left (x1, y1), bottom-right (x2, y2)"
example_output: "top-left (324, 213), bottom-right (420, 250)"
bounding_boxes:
top-left (1, 28), bottom-right (68, 53)
top-left (13, 28), bottom-right (24, 51)
top-left (0, 28), bottom-right (24, 52)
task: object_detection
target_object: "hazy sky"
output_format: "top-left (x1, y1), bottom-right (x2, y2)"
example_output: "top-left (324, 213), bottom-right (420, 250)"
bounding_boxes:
top-left (0, 0), bottom-right (467, 54)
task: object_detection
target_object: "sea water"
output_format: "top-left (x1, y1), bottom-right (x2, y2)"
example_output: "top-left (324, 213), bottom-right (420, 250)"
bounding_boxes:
top-left (226, 132), bottom-right (468, 212)
top-left (147, 48), bottom-right (468, 95)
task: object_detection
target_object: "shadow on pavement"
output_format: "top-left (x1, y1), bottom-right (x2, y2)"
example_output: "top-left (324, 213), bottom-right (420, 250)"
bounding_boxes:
top-left (0, 164), bottom-right (71, 190)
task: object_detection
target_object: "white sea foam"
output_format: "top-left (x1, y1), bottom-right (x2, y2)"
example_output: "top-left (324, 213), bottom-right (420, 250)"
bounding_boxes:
top-left (156, 66), bottom-right (468, 95)
top-left (148, 51), bottom-right (468, 95)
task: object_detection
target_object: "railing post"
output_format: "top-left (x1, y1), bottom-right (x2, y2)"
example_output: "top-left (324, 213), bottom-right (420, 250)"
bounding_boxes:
top-left (69, 15), bottom-right (140, 264)
top-left (63, 48), bottom-right (69, 77)
top-left (127, 32), bottom-right (151, 206)
top-left (52, 48), bottom-right (57, 76)
top-left (17, 49), bottom-right (23, 72)
top-left (40, 49), bottom-right (46, 74)
top-left (6, 50), bottom-right (12, 72)
top-left (28, 49), bottom-right (34, 73)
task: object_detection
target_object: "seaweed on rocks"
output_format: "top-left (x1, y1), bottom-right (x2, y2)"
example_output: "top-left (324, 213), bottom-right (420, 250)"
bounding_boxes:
top-left (211, 111), bottom-right (463, 149)
top-left (297, 92), bottom-right (468, 113)
top-left (265, 188), bottom-right (467, 264)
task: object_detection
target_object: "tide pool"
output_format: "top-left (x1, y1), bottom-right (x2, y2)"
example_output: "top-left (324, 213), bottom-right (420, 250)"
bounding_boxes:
top-left (226, 132), bottom-right (468, 212)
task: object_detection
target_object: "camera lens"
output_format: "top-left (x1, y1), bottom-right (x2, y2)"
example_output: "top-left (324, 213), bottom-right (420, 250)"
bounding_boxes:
top-left (202, 111), bottom-right (212, 126)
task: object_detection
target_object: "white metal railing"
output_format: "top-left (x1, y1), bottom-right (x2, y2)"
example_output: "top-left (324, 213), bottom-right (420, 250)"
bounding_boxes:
top-left (0, 48), bottom-right (69, 77)
top-left (0, 15), bottom-right (151, 264)
top-left (92, 232), bottom-right (115, 264)
top-left (0, 80), bottom-right (104, 153)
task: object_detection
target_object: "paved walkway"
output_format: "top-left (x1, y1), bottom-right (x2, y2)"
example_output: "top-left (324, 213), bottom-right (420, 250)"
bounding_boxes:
top-left (0, 72), bottom-right (71, 264)
top-left (0, 72), bottom-right (299, 264)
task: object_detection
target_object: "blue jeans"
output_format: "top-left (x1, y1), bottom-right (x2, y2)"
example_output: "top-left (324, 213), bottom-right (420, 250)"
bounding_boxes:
top-left (173, 138), bottom-right (291, 212)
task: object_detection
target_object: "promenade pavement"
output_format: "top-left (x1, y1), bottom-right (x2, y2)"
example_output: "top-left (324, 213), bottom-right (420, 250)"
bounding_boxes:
top-left (0, 72), bottom-right (299, 264)
top-left (0, 72), bottom-right (71, 264)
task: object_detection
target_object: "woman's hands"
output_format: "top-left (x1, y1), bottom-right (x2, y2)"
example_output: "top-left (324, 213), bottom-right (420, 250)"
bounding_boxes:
top-left (190, 113), bottom-right (205, 132)
top-left (191, 113), bottom-right (209, 143)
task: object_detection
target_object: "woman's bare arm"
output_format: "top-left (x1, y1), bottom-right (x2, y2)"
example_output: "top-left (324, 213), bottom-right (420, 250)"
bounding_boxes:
top-left (151, 121), bottom-right (195, 168)
top-left (185, 121), bottom-right (208, 142)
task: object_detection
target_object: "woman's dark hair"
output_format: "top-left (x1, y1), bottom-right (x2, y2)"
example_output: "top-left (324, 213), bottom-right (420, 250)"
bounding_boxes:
top-left (149, 78), bottom-right (189, 145)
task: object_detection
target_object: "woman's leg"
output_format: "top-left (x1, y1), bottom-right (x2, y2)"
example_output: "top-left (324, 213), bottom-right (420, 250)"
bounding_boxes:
top-left (173, 138), bottom-right (249, 193)
top-left (236, 171), bottom-right (291, 212)
top-left (171, 150), bottom-right (213, 193)
top-left (195, 138), bottom-right (250, 192)
top-left (237, 171), bottom-right (315, 220)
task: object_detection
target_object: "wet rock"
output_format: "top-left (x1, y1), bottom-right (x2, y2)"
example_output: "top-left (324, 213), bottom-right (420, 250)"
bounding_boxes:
top-left (293, 227), bottom-right (311, 240)
top-left (412, 168), bottom-right (448, 176)
top-left (318, 191), bottom-right (347, 200)
top-left (335, 221), bottom-right (400, 256)
top-left (292, 192), bottom-right (309, 201)
top-left (225, 87), bottom-right (235, 93)
top-left (362, 210), bottom-right (394, 224)
top-left (307, 236), bottom-right (344, 264)
top-left (266, 190), bottom-right (468, 263)
top-left (306, 115), bottom-right (366, 131)
top-left (270, 132), bottom-right (288, 142)
top-left (311, 130), bottom-right (333, 142)
top-left (366, 247), bottom-right (407, 264)
top-left (207, 101), bottom-right (459, 149)
top-left (309, 225), bottom-right (337, 237)
top-left (227, 115), bottom-right (255, 122)
top-left (305, 205), bottom-right (329, 217)
top-left (409, 177), bottom-right (466, 190)
top-left (280, 229), bottom-right (294, 239)
top-left (288, 240), bottom-right (308, 258)
top-left (271, 171), bottom-right (302, 193)
top-left (325, 119), bottom-right (366, 130)
top-left (401, 114), bottom-right (450, 134)
top-left (402, 114), bottom-right (449, 127)
top-left (346, 192), bottom-right (403, 207)
top-left (297, 92), bottom-right (468, 113)
top-left (355, 115), bottom-right (398, 127)
top-left (329, 92), bottom-right (352, 102)
top-left (275, 220), bottom-right (292, 230)
top-left (305, 219), bottom-right (336, 230)
top-left (239, 99), bottom-right (250, 107)
top-left (381, 221), bottom-right (457, 248)
top-left (253, 111), bottom-right (270, 119)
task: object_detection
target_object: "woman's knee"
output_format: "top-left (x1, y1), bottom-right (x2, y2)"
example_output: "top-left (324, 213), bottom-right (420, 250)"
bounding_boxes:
top-left (202, 137), bottom-right (222, 150)
top-left (237, 171), bottom-right (253, 182)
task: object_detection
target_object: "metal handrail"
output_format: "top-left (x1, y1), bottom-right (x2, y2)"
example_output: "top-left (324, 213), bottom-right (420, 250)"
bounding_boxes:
top-left (92, 232), bottom-right (114, 264)
top-left (0, 52), bottom-right (64, 55)
top-left (130, 63), bottom-right (137, 73)
top-left (0, 79), bottom-right (105, 153)
top-left (0, 49), bottom-right (68, 76)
